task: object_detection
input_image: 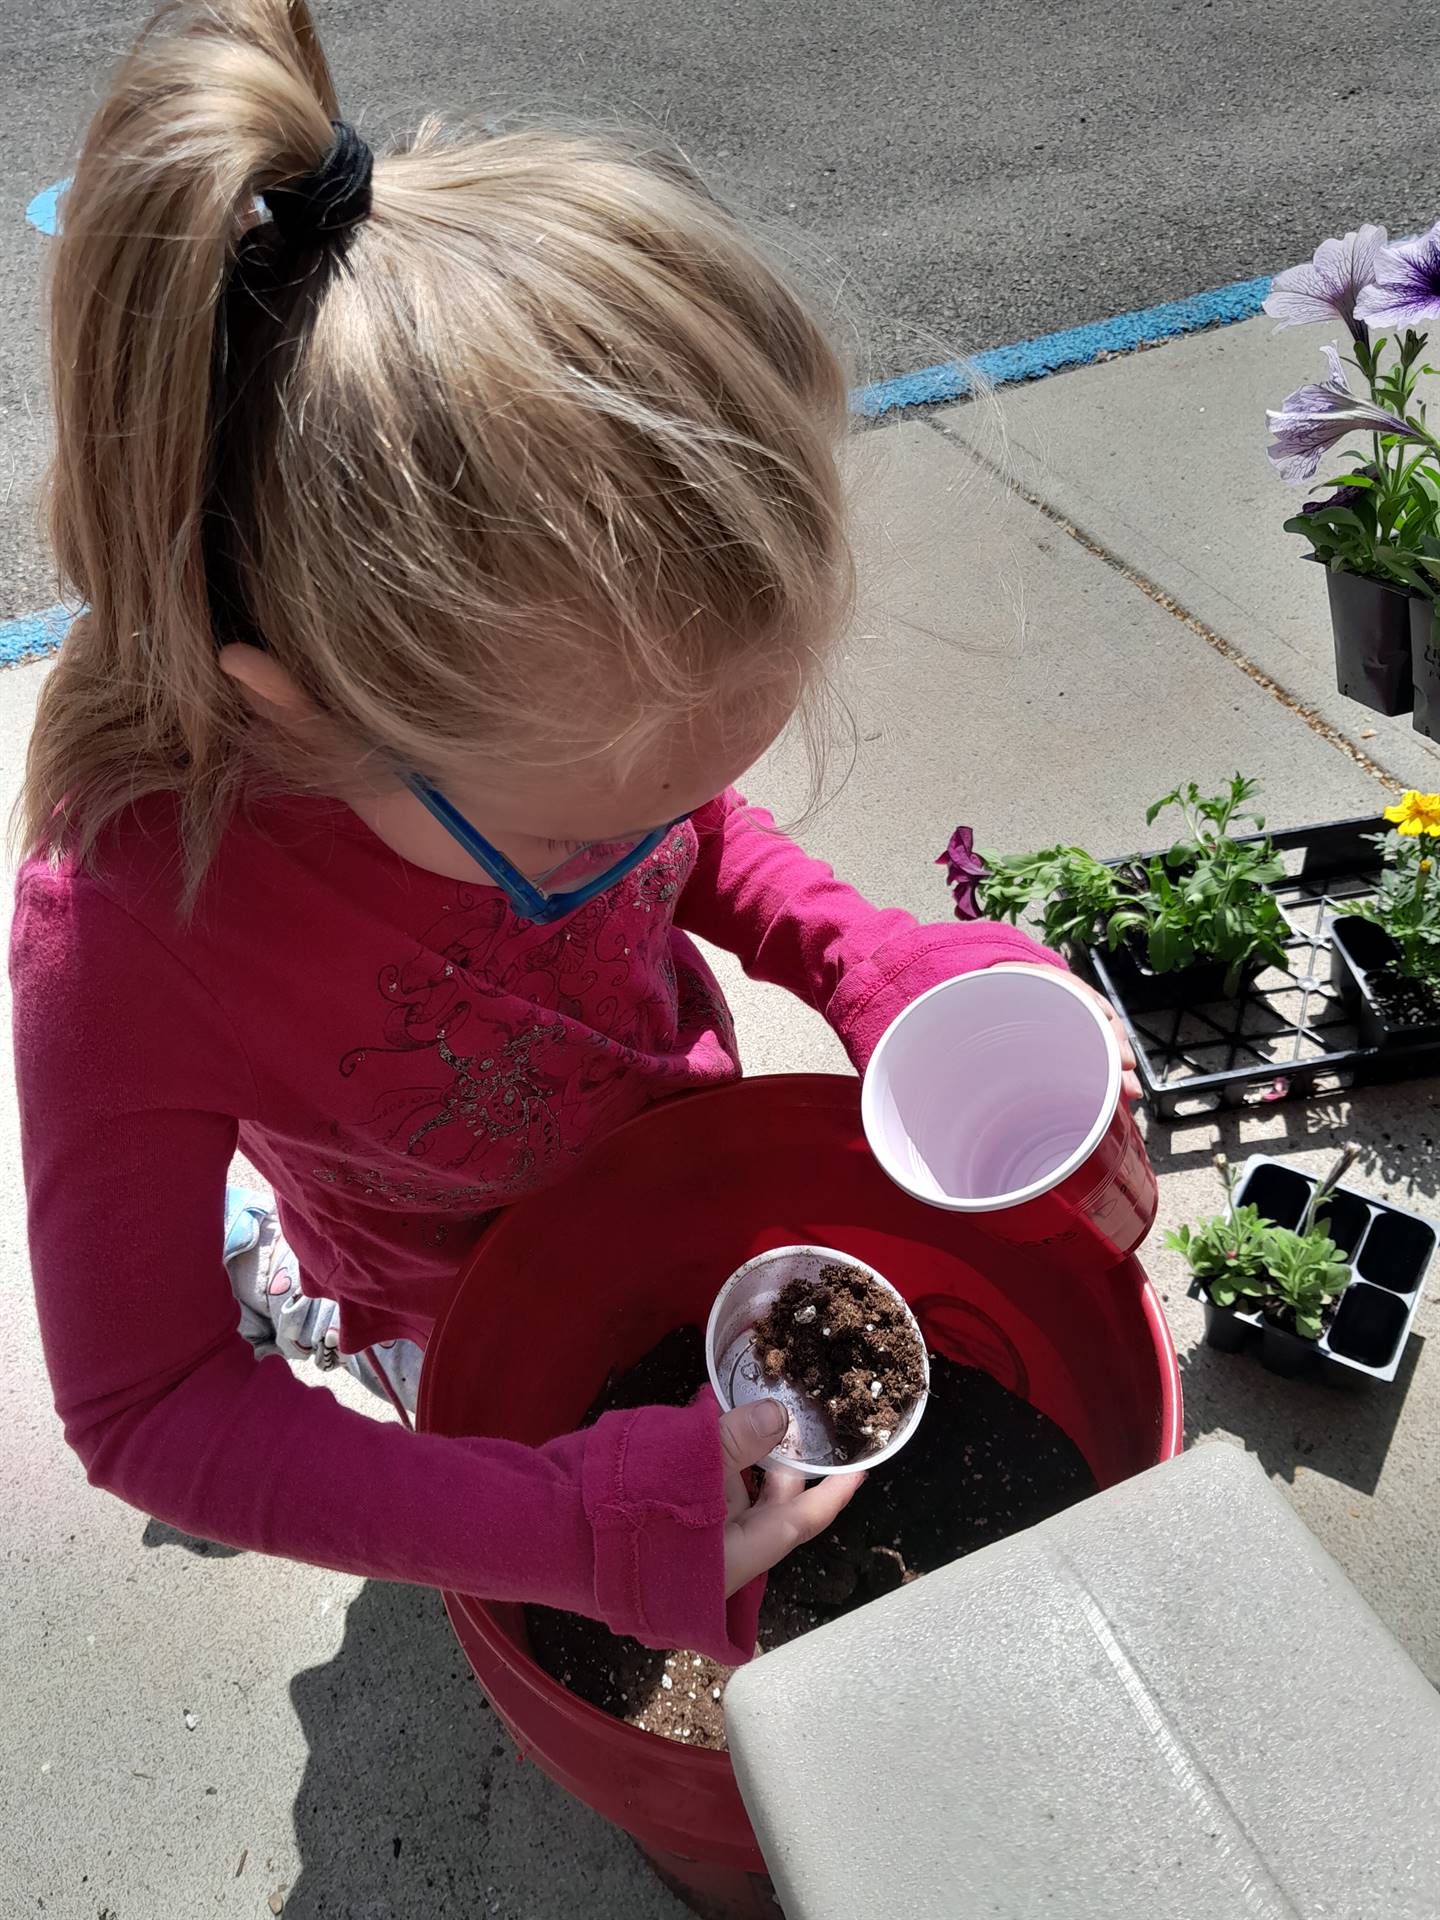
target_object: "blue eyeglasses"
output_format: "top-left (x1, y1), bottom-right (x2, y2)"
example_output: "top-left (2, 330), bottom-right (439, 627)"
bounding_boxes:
top-left (402, 773), bottom-right (684, 925)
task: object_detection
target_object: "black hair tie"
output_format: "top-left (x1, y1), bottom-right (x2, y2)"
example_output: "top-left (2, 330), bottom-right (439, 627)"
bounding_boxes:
top-left (262, 119), bottom-right (373, 245)
top-left (205, 120), bottom-right (373, 653)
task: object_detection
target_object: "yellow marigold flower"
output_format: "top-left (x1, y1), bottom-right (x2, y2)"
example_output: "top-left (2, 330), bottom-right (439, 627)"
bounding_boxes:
top-left (1383, 790), bottom-right (1440, 837)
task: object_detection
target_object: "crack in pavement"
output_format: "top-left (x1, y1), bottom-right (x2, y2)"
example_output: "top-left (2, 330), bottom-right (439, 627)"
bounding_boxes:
top-left (923, 411), bottom-right (1403, 797)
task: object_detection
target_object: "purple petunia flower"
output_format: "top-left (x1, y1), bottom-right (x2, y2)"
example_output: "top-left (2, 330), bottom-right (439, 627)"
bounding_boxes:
top-left (1263, 225), bottom-right (1387, 343)
top-left (1354, 223), bottom-right (1440, 332)
top-left (936, 826), bottom-right (987, 920)
top-left (1266, 344), bottom-right (1416, 484)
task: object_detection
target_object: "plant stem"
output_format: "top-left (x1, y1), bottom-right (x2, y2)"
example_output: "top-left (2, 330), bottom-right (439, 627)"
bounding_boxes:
top-left (1302, 1144), bottom-right (1361, 1236)
top-left (1407, 857), bottom-right (1429, 976)
top-left (1214, 1155), bottom-right (1237, 1229)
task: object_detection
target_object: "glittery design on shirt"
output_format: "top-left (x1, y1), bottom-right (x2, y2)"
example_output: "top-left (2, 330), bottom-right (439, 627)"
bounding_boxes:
top-left (318, 826), bottom-right (729, 1206)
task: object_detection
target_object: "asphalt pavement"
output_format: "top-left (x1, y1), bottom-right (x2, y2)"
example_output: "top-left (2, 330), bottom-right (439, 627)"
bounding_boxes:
top-left (5, 0), bottom-right (1440, 618)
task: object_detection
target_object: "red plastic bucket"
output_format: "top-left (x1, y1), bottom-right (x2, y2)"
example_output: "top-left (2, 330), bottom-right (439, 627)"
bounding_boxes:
top-left (418, 1074), bottom-right (1181, 1898)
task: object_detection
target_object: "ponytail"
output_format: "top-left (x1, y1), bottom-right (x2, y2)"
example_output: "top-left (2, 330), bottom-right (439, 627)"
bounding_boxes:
top-left (27, 1), bottom-right (339, 870)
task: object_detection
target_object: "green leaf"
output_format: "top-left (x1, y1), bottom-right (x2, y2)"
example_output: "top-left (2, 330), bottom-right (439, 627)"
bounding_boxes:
top-left (1321, 507), bottom-right (1367, 534)
top-left (1283, 512), bottom-right (1323, 541)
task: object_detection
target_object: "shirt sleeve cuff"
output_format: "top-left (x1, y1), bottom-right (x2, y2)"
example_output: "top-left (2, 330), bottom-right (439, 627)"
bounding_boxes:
top-left (582, 1394), bottom-right (763, 1665)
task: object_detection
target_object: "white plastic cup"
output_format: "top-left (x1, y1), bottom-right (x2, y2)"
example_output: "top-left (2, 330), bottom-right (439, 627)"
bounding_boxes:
top-left (705, 1245), bottom-right (929, 1476)
top-left (861, 966), bottom-right (1157, 1260)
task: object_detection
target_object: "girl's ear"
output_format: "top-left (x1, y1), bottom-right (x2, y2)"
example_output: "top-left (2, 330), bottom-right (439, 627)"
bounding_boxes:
top-left (217, 643), bottom-right (314, 720)
top-left (218, 642), bottom-right (360, 770)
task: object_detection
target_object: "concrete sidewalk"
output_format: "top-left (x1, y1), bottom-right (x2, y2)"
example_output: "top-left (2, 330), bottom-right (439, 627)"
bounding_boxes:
top-left (939, 311), bottom-right (1440, 792)
top-left (4, 324), bottom-right (1439, 1919)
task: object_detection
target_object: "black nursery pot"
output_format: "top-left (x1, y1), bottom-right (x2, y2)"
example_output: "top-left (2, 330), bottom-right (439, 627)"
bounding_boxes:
top-left (1327, 1285), bottom-right (1410, 1369)
top-left (1318, 562), bottom-right (1415, 717)
top-left (1329, 916), bottom-right (1440, 1050)
top-left (1409, 594), bottom-right (1440, 742)
top-left (1201, 1297), bottom-right (1257, 1353)
top-left (1259, 1316), bottom-right (1320, 1378)
top-left (1102, 937), bottom-right (1246, 1014)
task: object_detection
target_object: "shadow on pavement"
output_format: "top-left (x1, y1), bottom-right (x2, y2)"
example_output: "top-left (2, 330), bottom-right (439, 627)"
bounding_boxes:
top-left (284, 1579), bottom-right (685, 1919)
top-left (1177, 1333), bottom-right (1424, 1497)
top-left (141, 1518), bottom-right (243, 1557)
top-left (1144, 1089), bottom-right (1440, 1208)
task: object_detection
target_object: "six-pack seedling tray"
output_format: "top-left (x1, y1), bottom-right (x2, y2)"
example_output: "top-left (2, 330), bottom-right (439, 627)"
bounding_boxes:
top-left (1189, 1155), bottom-right (1435, 1384)
top-left (1078, 815), bottom-right (1440, 1119)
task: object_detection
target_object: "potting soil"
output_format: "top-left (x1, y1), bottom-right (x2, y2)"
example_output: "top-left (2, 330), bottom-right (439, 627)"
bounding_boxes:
top-left (750, 1262), bottom-right (926, 1461)
top-left (525, 1324), bottom-right (1098, 1750)
top-left (1370, 966), bottom-right (1440, 1033)
top-left (1261, 1295), bottom-right (1340, 1339)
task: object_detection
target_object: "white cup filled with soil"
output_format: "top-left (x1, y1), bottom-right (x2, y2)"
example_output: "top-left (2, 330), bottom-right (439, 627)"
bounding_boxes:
top-left (705, 1246), bottom-right (929, 1474)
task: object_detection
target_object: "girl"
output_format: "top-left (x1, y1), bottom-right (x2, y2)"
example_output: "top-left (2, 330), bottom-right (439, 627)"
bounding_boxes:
top-left (13, 0), bottom-right (1130, 1668)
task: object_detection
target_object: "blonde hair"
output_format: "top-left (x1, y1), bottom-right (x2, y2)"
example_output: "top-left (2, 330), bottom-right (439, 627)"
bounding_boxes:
top-left (23, 0), bottom-right (853, 901)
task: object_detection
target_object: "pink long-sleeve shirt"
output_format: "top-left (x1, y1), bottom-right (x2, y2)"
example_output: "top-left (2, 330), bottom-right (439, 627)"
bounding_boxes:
top-left (13, 788), bottom-right (1056, 1662)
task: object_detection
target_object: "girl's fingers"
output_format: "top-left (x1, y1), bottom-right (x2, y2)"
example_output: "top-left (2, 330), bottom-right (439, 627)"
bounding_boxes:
top-left (756, 1463), bottom-right (805, 1507)
top-left (719, 1399), bottom-right (789, 1519)
top-left (1103, 1004), bottom-right (1136, 1069)
top-left (1089, 989), bottom-right (1142, 1102)
top-left (724, 1471), bottom-right (863, 1595)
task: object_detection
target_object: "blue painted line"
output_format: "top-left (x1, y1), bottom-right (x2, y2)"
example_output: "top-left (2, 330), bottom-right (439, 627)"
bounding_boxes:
top-left (0, 604), bottom-right (74, 667)
top-left (850, 272), bottom-right (1275, 417)
top-left (25, 179), bottom-right (68, 236)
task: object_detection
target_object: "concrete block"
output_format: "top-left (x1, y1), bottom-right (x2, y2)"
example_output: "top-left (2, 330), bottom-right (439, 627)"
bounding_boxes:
top-left (726, 1443), bottom-right (1440, 1920)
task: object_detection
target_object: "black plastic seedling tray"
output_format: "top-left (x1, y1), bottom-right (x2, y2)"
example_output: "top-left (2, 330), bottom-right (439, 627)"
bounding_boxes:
top-left (1078, 815), bottom-right (1440, 1119)
top-left (1191, 1155), bottom-right (1435, 1384)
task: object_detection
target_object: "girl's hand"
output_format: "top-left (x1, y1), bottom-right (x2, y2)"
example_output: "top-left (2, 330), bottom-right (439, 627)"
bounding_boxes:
top-left (719, 1399), bottom-right (862, 1595)
top-left (999, 963), bottom-right (1142, 1109)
